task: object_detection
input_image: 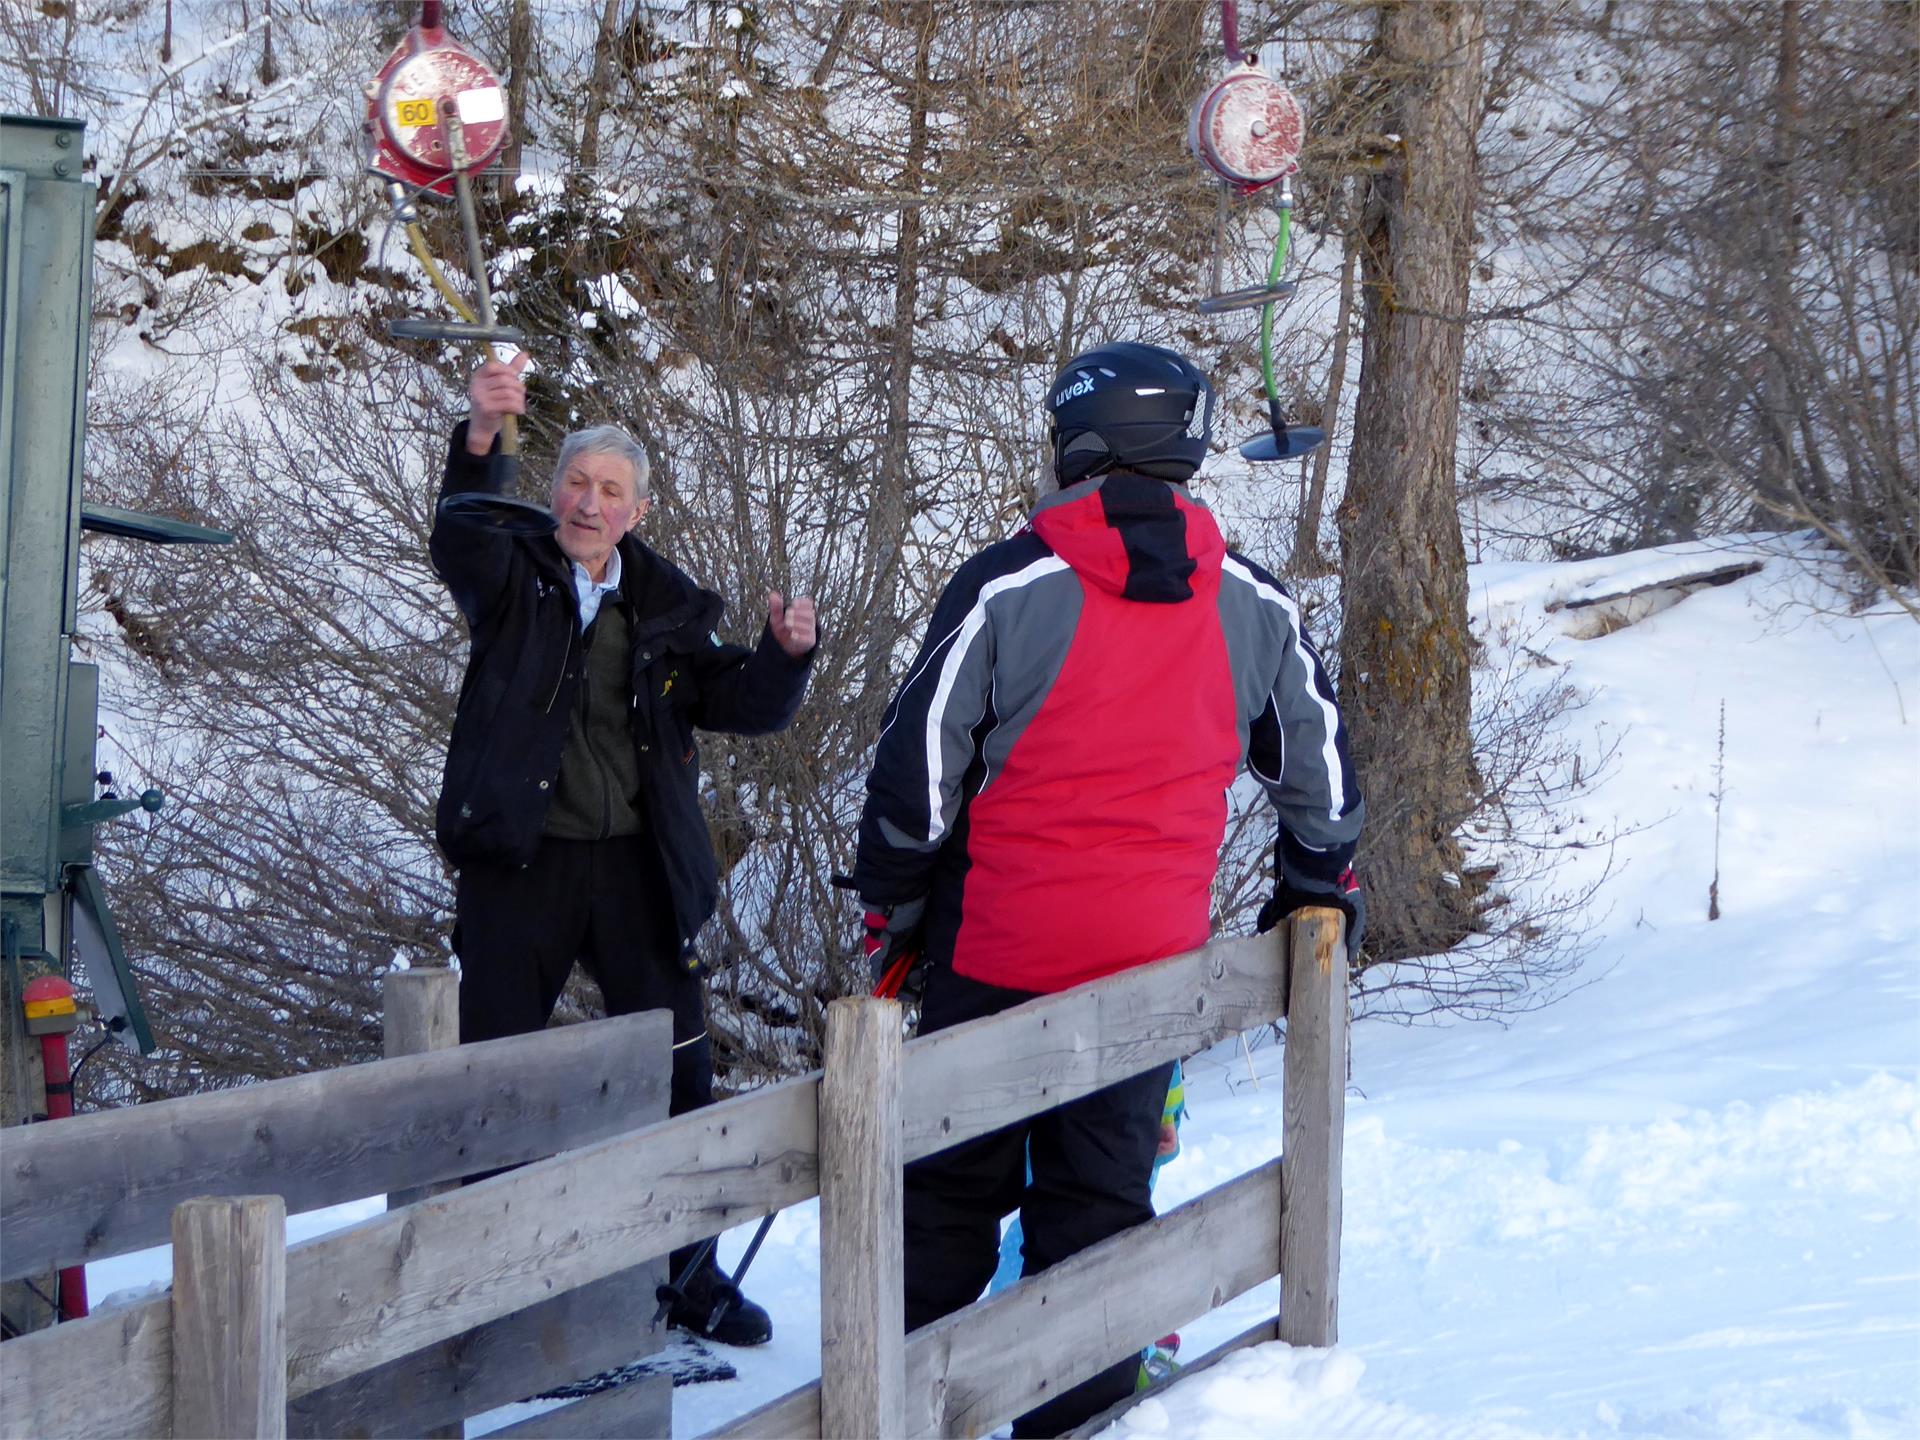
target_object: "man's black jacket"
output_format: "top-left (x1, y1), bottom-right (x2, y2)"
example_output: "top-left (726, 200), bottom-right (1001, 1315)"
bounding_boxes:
top-left (430, 423), bottom-right (813, 944)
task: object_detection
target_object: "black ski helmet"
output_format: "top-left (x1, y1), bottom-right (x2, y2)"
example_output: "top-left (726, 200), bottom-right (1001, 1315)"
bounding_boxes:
top-left (1046, 341), bottom-right (1214, 485)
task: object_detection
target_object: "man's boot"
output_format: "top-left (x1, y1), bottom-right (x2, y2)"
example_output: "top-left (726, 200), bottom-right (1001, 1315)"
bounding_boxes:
top-left (664, 1244), bottom-right (772, 1347)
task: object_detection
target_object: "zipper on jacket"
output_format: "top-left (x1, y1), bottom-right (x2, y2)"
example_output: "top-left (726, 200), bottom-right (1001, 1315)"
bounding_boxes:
top-left (544, 618), bottom-right (573, 714)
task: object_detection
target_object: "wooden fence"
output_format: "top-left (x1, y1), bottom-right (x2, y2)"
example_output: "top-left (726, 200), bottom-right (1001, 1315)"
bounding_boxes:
top-left (1, 976), bottom-right (678, 1439)
top-left (0, 909), bottom-right (1348, 1440)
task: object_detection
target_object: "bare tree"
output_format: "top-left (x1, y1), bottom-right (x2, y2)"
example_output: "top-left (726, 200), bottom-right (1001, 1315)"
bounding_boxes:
top-left (1458, 1), bottom-right (1916, 602)
top-left (82, 338), bottom-right (462, 1098)
top-left (1337, 0), bottom-right (1488, 962)
top-left (1292, 178), bottom-right (1359, 575)
top-left (65, 0), bottom-right (1889, 1099)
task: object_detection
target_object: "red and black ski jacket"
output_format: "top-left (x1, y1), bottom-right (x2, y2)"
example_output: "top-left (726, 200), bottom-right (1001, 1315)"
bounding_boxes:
top-left (851, 471), bottom-right (1363, 994)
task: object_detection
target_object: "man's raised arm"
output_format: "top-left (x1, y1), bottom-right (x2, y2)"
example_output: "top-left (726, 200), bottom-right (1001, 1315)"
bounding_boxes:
top-left (429, 353), bottom-right (529, 626)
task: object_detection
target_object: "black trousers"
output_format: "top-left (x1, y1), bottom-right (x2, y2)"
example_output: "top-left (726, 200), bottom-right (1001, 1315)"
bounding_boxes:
top-left (905, 966), bottom-right (1175, 1438)
top-left (453, 834), bottom-right (712, 1118)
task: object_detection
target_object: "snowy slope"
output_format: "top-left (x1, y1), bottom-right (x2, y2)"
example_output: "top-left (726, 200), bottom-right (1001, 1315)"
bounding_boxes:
top-left (1099, 536), bottom-right (1920, 1440)
top-left (88, 537), bottom-right (1918, 1439)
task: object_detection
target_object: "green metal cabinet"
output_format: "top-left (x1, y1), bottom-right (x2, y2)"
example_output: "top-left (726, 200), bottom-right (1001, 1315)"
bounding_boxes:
top-left (2, 115), bottom-right (231, 1126)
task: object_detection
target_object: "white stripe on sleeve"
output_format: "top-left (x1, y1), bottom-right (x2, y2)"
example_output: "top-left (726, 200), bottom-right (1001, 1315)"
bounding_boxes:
top-left (923, 555), bottom-right (1069, 843)
top-left (1222, 557), bottom-right (1346, 823)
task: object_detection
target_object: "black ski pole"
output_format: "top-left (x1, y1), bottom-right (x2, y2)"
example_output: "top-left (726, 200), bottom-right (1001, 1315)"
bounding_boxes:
top-left (705, 1212), bottom-right (778, 1332)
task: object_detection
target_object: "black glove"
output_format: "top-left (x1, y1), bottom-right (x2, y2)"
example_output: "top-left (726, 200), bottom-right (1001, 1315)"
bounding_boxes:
top-left (1258, 865), bottom-right (1365, 961)
top-left (861, 895), bottom-right (928, 1000)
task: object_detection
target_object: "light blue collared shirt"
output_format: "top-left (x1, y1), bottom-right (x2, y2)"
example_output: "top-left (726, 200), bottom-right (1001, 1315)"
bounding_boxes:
top-left (571, 546), bottom-right (623, 629)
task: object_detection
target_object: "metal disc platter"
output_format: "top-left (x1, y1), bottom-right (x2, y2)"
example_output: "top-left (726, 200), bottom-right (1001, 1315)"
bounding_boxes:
top-left (1239, 425), bottom-right (1326, 462)
top-left (437, 492), bottom-right (557, 535)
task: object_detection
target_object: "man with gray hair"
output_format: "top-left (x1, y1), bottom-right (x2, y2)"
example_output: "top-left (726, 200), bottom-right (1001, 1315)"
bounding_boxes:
top-left (430, 355), bottom-right (817, 1345)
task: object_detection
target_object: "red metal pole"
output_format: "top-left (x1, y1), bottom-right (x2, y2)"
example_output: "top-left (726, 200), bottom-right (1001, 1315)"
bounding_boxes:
top-left (23, 975), bottom-right (89, 1320)
top-left (1221, 0), bottom-right (1246, 65)
top-left (40, 1030), bottom-right (87, 1319)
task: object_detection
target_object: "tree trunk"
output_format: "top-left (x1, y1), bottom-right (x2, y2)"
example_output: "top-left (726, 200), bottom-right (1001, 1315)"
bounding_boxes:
top-left (1756, 0), bottom-right (1812, 511)
top-left (1337, 0), bottom-right (1487, 960)
top-left (810, 1), bottom-right (859, 88)
top-left (258, 0), bottom-right (278, 85)
top-left (863, 3), bottom-right (937, 696)
top-left (578, 0), bottom-right (621, 172)
top-left (498, 0), bottom-right (533, 204)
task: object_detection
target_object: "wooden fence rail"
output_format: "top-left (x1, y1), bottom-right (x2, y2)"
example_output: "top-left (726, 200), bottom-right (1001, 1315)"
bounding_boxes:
top-left (0, 912), bottom-right (1348, 1440)
top-left (287, 1261), bottom-right (667, 1440)
top-left (1, 1007), bottom-right (671, 1280)
top-left (285, 966), bottom-right (674, 1440)
top-left (898, 930), bottom-right (1291, 1161)
top-left (712, 1159), bottom-right (1285, 1440)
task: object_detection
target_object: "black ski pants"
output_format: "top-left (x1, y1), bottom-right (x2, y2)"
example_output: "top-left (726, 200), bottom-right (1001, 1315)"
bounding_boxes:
top-left (904, 966), bottom-right (1175, 1439)
top-left (452, 834), bottom-right (712, 1118)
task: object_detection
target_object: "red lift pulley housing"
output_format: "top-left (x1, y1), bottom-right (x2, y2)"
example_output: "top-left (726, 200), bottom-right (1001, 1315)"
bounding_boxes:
top-left (364, 1), bottom-right (509, 196)
top-left (1188, 62), bottom-right (1304, 193)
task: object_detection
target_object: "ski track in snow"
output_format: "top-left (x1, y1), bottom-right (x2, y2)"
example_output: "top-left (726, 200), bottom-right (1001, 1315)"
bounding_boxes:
top-left (84, 539), bottom-right (1920, 1440)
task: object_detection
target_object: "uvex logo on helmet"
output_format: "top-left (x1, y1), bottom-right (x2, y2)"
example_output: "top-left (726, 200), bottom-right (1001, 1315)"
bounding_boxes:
top-left (1052, 374), bottom-right (1099, 408)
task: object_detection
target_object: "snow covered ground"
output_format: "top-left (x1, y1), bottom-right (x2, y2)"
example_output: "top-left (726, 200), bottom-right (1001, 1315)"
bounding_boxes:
top-left (88, 536), bottom-right (1919, 1438)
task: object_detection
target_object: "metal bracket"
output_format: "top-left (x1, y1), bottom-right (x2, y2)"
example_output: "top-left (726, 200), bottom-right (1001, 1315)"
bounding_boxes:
top-left (61, 791), bottom-right (163, 829)
top-left (81, 505), bottom-right (232, 544)
top-left (389, 317), bottom-right (525, 345)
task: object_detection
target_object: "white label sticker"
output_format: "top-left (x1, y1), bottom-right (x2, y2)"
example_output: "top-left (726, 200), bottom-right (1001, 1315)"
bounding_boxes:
top-left (456, 87), bottom-right (505, 124)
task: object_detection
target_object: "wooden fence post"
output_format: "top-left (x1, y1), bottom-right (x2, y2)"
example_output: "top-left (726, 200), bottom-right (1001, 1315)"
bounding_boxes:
top-left (1281, 907), bottom-right (1347, 1348)
top-left (379, 964), bottom-right (464, 1440)
top-left (171, 1195), bottom-right (287, 1439)
top-left (384, 965), bottom-right (459, 1060)
top-left (383, 965), bottom-right (459, 1209)
top-left (819, 996), bottom-right (905, 1440)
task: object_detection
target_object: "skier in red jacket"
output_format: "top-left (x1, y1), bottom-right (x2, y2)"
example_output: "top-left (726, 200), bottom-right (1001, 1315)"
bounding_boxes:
top-left (851, 340), bottom-right (1364, 1436)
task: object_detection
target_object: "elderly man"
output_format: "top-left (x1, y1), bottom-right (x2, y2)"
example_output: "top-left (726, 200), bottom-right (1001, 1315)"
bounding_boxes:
top-left (430, 354), bottom-right (816, 1345)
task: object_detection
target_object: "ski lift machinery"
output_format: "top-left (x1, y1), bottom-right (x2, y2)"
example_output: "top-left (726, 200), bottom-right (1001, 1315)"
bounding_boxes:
top-left (364, 0), bottom-right (554, 534)
top-left (1189, 0), bottom-right (1325, 462)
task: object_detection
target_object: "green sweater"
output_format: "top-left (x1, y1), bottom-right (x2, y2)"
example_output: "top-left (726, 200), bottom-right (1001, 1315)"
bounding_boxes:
top-left (543, 599), bottom-right (645, 841)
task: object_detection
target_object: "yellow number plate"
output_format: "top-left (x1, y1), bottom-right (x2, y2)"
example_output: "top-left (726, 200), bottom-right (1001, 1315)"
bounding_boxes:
top-left (394, 98), bottom-right (437, 128)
